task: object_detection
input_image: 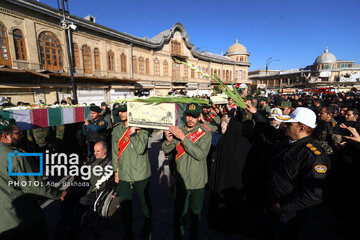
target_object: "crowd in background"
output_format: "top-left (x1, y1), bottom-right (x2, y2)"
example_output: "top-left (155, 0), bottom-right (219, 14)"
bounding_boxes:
top-left (1, 88), bottom-right (360, 240)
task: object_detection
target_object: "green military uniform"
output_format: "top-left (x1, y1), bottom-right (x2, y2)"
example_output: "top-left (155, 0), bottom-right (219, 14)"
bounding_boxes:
top-left (313, 118), bottom-right (338, 155)
top-left (111, 112), bottom-right (151, 232)
top-left (258, 104), bottom-right (271, 117)
top-left (258, 97), bottom-right (271, 118)
top-left (112, 103), bottom-right (122, 125)
top-left (0, 119), bottom-right (61, 238)
top-left (162, 116), bottom-right (212, 238)
top-left (203, 112), bottom-right (221, 132)
top-left (100, 108), bottom-right (113, 130)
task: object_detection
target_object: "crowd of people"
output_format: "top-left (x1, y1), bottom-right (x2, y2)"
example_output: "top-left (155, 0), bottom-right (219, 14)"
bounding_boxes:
top-left (1, 89), bottom-right (360, 240)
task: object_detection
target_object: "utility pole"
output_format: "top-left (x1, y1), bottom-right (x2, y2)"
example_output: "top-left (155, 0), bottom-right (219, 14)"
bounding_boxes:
top-left (58, 0), bottom-right (78, 104)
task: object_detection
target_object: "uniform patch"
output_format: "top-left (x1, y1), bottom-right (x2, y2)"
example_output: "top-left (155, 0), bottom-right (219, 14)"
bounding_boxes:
top-left (306, 143), bottom-right (313, 147)
top-left (315, 165), bottom-right (327, 173)
top-left (310, 147), bottom-right (317, 151)
top-left (99, 121), bottom-right (104, 126)
top-left (189, 104), bottom-right (196, 110)
top-left (314, 151), bottom-right (321, 155)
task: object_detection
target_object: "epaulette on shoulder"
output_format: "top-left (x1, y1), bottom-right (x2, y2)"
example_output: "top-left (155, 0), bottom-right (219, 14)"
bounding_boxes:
top-left (305, 143), bottom-right (322, 156)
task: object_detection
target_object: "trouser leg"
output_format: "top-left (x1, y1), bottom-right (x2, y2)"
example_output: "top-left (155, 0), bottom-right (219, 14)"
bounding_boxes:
top-left (173, 182), bottom-right (190, 239)
top-left (133, 177), bottom-right (152, 218)
top-left (118, 180), bottom-right (133, 231)
top-left (189, 188), bottom-right (205, 240)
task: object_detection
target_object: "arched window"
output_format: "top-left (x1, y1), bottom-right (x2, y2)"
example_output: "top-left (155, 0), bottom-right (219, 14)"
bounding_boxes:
top-left (235, 70), bottom-right (238, 81)
top-left (226, 70), bottom-right (229, 81)
top-left (154, 58), bottom-right (160, 75)
top-left (73, 43), bottom-right (80, 67)
top-left (120, 53), bottom-right (127, 72)
top-left (240, 57), bottom-right (243, 62)
top-left (214, 69), bottom-right (217, 76)
top-left (38, 31), bottom-right (63, 71)
top-left (0, 22), bottom-right (11, 66)
top-left (82, 45), bottom-right (92, 74)
top-left (107, 50), bottom-right (115, 71)
top-left (163, 60), bottom-right (168, 76)
top-left (238, 70), bottom-right (242, 80)
top-left (211, 68), bottom-right (213, 76)
top-left (94, 48), bottom-right (100, 70)
top-left (13, 29), bottom-right (26, 60)
top-left (132, 56), bottom-right (137, 74)
top-left (172, 62), bottom-right (180, 79)
top-left (145, 58), bottom-right (150, 74)
top-left (230, 71), bottom-right (232, 81)
top-left (138, 57), bottom-right (144, 74)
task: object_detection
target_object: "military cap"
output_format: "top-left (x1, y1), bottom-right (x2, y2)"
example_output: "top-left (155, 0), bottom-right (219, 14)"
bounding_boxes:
top-left (0, 116), bottom-right (16, 131)
top-left (245, 95), bottom-right (253, 101)
top-left (259, 96), bottom-right (268, 102)
top-left (118, 103), bottom-right (127, 112)
top-left (90, 103), bottom-right (96, 107)
top-left (184, 103), bottom-right (201, 117)
top-left (280, 101), bottom-right (292, 108)
top-left (101, 102), bottom-right (107, 107)
top-left (90, 105), bottom-right (102, 113)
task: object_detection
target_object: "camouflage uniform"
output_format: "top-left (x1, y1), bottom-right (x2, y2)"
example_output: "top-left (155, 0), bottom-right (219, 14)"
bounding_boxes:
top-left (56, 125), bottom-right (65, 140)
top-left (30, 127), bottom-right (51, 149)
top-left (313, 118), bottom-right (338, 155)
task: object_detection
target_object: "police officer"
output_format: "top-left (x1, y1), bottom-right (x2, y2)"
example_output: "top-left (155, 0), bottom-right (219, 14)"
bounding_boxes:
top-left (0, 117), bottom-right (66, 240)
top-left (247, 105), bottom-right (331, 239)
top-left (82, 105), bottom-right (108, 158)
top-left (111, 103), bottom-right (152, 239)
top-left (162, 103), bottom-right (212, 240)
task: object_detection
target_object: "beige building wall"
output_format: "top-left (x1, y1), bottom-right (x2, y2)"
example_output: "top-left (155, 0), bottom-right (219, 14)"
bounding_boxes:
top-left (0, 2), bottom-right (250, 104)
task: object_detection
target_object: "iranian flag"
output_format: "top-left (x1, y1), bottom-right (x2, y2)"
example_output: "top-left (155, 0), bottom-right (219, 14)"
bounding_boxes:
top-left (0, 106), bottom-right (90, 130)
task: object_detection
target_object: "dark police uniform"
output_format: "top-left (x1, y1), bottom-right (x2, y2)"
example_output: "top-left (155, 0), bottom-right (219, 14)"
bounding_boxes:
top-left (82, 116), bottom-right (108, 157)
top-left (267, 136), bottom-right (331, 239)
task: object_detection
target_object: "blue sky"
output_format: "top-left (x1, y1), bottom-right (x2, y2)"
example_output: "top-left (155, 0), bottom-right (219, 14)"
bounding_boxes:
top-left (40, 0), bottom-right (360, 71)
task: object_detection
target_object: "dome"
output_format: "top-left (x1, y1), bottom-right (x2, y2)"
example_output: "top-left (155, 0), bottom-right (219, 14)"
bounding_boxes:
top-left (225, 39), bottom-right (248, 56)
top-left (314, 47), bottom-right (336, 65)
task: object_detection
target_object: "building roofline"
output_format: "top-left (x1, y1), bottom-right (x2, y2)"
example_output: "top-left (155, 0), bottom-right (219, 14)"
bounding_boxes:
top-left (5, 0), bottom-right (250, 66)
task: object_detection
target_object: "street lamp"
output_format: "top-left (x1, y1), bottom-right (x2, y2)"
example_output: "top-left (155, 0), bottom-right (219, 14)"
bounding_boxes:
top-left (266, 57), bottom-right (280, 75)
top-left (58, 0), bottom-right (78, 104)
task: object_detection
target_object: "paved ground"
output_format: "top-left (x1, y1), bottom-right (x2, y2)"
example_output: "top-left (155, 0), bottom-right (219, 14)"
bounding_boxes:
top-left (42, 131), bottom-right (343, 240)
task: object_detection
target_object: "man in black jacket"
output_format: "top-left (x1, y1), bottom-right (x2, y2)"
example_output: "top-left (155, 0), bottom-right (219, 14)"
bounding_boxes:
top-left (247, 105), bottom-right (331, 239)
